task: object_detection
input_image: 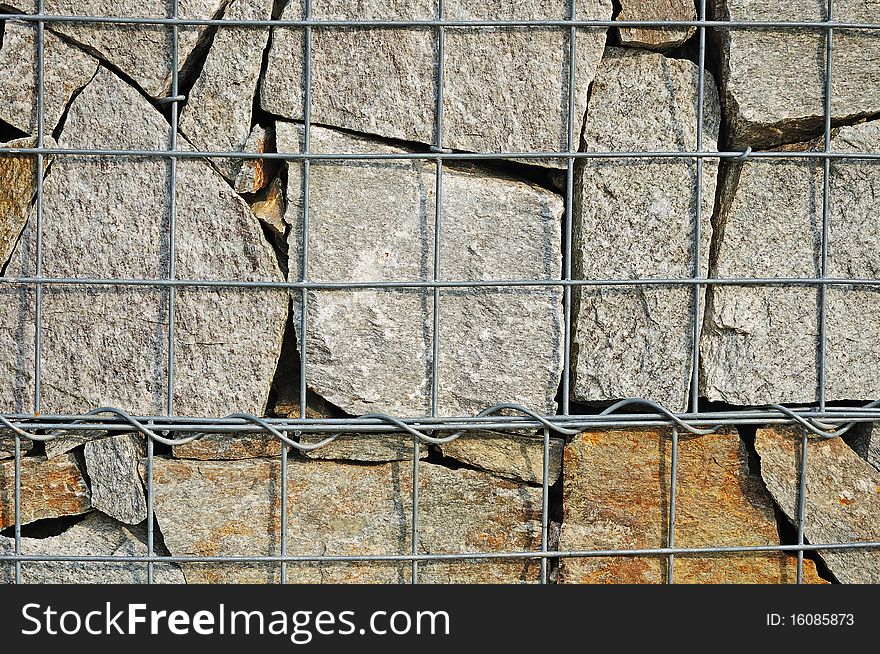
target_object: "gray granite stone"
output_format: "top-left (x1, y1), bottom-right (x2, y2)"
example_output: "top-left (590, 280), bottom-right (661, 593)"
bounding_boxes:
top-left (84, 434), bottom-right (146, 525)
top-left (277, 122), bottom-right (563, 418)
top-left (617, 0), bottom-right (695, 50)
top-left (572, 48), bottom-right (719, 412)
top-left (261, 0), bottom-right (611, 166)
top-left (0, 68), bottom-right (288, 417)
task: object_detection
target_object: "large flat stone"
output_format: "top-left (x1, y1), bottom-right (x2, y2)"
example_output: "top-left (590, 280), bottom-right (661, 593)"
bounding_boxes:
top-left (10, 0), bottom-right (230, 99)
top-left (278, 123), bottom-right (564, 418)
top-left (558, 428), bottom-right (825, 583)
top-left (755, 427), bottom-right (880, 584)
top-left (0, 68), bottom-right (288, 417)
top-left (149, 457), bottom-right (544, 583)
top-left (261, 0), bottom-right (611, 165)
top-left (0, 454), bottom-right (91, 529)
top-left (439, 432), bottom-right (563, 485)
top-left (710, 0), bottom-right (880, 147)
top-left (84, 434), bottom-right (146, 525)
top-left (0, 512), bottom-right (185, 583)
top-left (0, 21), bottom-right (99, 135)
top-left (701, 120), bottom-right (880, 405)
top-left (300, 434), bottom-right (427, 463)
top-left (572, 48), bottom-right (719, 412)
top-left (179, 0), bottom-right (274, 183)
top-left (617, 0), bottom-right (695, 50)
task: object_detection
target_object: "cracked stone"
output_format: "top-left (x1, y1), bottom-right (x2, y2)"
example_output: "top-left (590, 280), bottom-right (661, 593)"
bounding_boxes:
top-left (710, 0), bottom-right (880, 147)
top-left (0, 21), bottom-right (99, 135)
top-left (701, 120), bottom-right (880, 405)
top-left (0, 512), bottom-right (185, 583)
top-left (0, 68), bottom-right (288, 417)
top-left (755, 427), bottom-right (880, 584)
top-left (234, 124), bottom-right (274, 195)
top-left (616, 0), bottom-right (695, 51)
top-left (148, 456), bottom-right (543, 583)
top-left (1, 136), bottom-right (52, 268)
top-left (558, 428), bottom-right (826, 583)
top-left (439, 432), bottom-right (564, 485)
top-left (0, 453), bottom-right (91, 529)
top-left (261, 0), bottom-right (611, 166)
top-left (572, 48), bottom-right (719, 412)
top-left (276, 122), bottom-right (564, 418)
top-left (11, 0), bottom-right (231, 99)
top-left (84, 433), bottom-right (146, 525)
top-left (250, 175), bottom-right (285, 237)
top-left (179, 0), bottom-right (274, 184)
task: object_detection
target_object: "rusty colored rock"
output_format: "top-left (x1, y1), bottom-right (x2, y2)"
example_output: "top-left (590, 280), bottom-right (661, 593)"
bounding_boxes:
top-left (558, 428), bottom-right (825, 583)
top-left (755, 427), bottom-right (880, 584)
top-left (173, 433), bottom-right (282, 461)
top-left (1, 137), bottom-right (51, 268)
top-left (148, 457), bottom-right (543, 583)
top-left (617, 0), bottom-right (695, 50)
top-left (0, 454), bottom-right (91, 529)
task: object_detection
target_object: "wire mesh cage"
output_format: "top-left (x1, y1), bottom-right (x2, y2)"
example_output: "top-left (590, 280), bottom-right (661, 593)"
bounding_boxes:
top-left (0, 0), bottom-right (879, 585)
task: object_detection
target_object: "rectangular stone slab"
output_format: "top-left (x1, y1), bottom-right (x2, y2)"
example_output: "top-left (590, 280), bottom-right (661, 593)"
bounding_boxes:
top-left (261, 0), bottom-right (611, 166)
top-left (701, 121), bottom-right (880, 405)
top-left (148, 456), bottom-right (544, 583)
top-left (438, 432), bottom-right (563, 486)
top-left (572, 48), bottom-right (719, 412)
top-left (755, 427), bottom-right (880, 584)
top-left (558, 428), bottom-right (825, 583)
top-left (710, 0), bottom-right (880, 147)
top-left (616, 0), bottom-right (695, 50)
top-left (0, 454), bottom-right (91, 529)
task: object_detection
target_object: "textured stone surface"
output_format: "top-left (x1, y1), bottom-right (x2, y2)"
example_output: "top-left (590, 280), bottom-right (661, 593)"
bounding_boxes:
top-left (0, 454), bottom-right (90, 529)
top-left (0, 512), bottom-right (185, 583)
top-left (439, 432), bottom-right (563, 485)
top-left (0, 21), bottom-right (99, 135)
top-left (1, 137), bottom-right (50, 267)
top-left (44, 430), bottom-right (106, 459)
top-left (250, 176), bottom-right (285, 236)
top-left (262, 0), bottom-right (611, 165)
top-left (868, 425), bottom-right (880, 471)
top-left (0, 68), bottom-right (288, 416)
top-left (558, 428), bottom-right (825, 583)
top-left (300, 433), bottom-right (427, 462)
top-left (755, 427), bottom-right (880, 584)
top-left (149, 457), bottom-right (543, 583)
top-left (179, 0), bottom-right (274, 183)
top-left (234, 124), bottom-right (274, 195)
top-left (711, 0), bottom-right (880, 147)
top-left (10, 0), bottom-right (231, 99)
top-left (173, 432), bottom-right (282, 460)
top-left (84, 434), bottom-right (146, 525)
top-left (278, 123), bottom-right (564, 418)
top-left (572, 49), bottom-right (719, 412)
top-left (617, 0), bottom-right (695, 50)
top-left (0, 433), bottom-right (34, 459)
top-left (701, 120), bottom-right (880, 405)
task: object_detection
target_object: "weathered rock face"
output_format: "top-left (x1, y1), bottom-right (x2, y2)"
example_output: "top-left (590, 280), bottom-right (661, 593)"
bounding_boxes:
top-left (179, 0), bottom-right (274, 183)
top-left (0, 433), bottom-right (34, 459)
top-left (300, 434), bottom-right (427, 463)
top-left (234, 124), bottom-right (274, 195)
top-left (0, 512), bottom-right (185, 583)
top-left (149, 456), bottom-right (543, 583)
top-left (558, 428), bottom-right (825, 583)
top-left (701, 120), bottom-right (880, 406)
top-left (1, 137), bottom-right (51, 267)
top-left (755, 427), bottom-right (880, 584)
top-left (617, 0), bottom-right (695, 50)
top-left (261, 0), bottom-right (611, 165)
top-left (0, 454), bottom-right (91, 529)
top-left (572, 48), bottom-right (719, 412)
top-left (9, 0), bottom-right (230, 99)
top-left (0, 21), bottom-right (99, 135)
top-left (84, 434), bottom-right (146, 525)
top-left (439, 432), bottom-right (563, 486)
top-left (0, 68), bottom-right (288, 417)
top-left (868, 425), bottom-right (880, 471)
top-left (710, 0), bottom-right (880, 147)
top-left (173, 433), bottom-right (282, 460)
top-left (278, 123), bottom-right (564, 418)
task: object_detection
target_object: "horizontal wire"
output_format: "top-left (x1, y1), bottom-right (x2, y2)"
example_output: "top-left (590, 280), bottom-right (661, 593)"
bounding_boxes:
top-left (3, 147), bottom-right (880, 161)
top-left (3, 276), bottom-right (880, 290)
top-left (1, 541), bottom-right (878, 565)
top-left (2, 14), bottom-right (879, 30)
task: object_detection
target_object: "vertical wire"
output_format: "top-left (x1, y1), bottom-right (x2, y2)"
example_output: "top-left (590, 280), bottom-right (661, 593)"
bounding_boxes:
top-left (18, 0), bottom-right (48, 585)
top-left (689, 0), bottom-right (707, 414)
top-left (796, 429), bottom-right (809, 584)
top-left (666, 427), bottom-right (679, 584)
top-left (817, 0), bottom-right (834, 412)
top-left (560, 0), bottom-right (577, 416)
top-left (280, 435), bottom-right (288, 583)
top-left (540, 428), bottom-right (550, 584)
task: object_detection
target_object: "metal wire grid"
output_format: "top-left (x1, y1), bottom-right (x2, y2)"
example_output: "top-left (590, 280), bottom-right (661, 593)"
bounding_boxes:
top-left (0, 1), bottom-right (879, 585)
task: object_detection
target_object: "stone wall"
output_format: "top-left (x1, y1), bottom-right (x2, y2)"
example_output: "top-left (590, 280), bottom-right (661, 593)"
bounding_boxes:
top-left (1, 1), bottom-right (879, 584)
